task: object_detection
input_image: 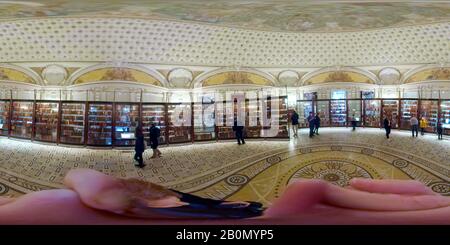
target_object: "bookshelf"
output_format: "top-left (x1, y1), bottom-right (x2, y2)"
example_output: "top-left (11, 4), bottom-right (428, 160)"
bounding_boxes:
top-left (193, 102), bottom-right (216, 141)
top-left (216, 101), bottom-right (234, 140)
top-left (34, 102), bottom-right (59, 142)
top-left (316, 101), bottom-right (330, 127)
top-left (11, 101), bottom-right (34, 138)
top-left (60, 103), bottom-right (85, 144)
top-left (441, 100), bottom-right (450, 135)
top-left (420, 100), bottom-right (439, 132)
top-left (364, 100), bottom-right (381, 127)
top-left (114, 104), bottom-right (139, 146)
top-left (167, 104), bottom-right (192, 143)
top-left (382, 100), bottom-right (399, 128)
top-left (0, 101), bottom-right (10, 136)
top-left (87, 103), bottom-right (113, 146)
top-left (400, 100), bottom-right (418, 129)
top-left (330, 100), bottom-right (347, 126)
top-left (142, 104), bottom-right (166, 144)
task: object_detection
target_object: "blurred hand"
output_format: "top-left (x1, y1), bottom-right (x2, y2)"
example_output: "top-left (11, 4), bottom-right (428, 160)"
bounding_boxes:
top-left (0, 169), bottom-right (449, 224)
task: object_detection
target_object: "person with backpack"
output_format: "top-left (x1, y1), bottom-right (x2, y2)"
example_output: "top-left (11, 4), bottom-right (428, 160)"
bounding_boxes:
top-left (134, 125), bottom-right (146, 168)
top-left (149, 123), bottom-right (162, 158)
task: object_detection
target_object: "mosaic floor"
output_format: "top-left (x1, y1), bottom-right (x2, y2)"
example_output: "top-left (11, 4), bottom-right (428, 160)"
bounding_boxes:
top-left (0, 128), bottom-right (449, 206)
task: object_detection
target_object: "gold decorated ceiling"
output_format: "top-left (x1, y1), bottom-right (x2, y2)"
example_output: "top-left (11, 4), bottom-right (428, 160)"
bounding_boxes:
top-left (303, 71), bottom-right (375, 85)
top-left (201, 72), bottom-right (273, 87)
top-left (74, 67), bottom-right (162, 86)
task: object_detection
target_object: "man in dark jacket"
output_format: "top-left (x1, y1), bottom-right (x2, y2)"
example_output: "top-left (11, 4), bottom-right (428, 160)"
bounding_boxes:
top-left (307, 112), bottom-right (315, 138)
top-left (314, 113), bottom-right (321, 135)
top-left (437, 120), bottom-right (443, 140)
top-left (149, 123), bottom-right (162, 158)
top-left (134, 125), bottom-right (145, 168)
top-left (232, 119), bottom-right (245, 145)
top-left (383, 116), bottom-right (391, 139)
top-left (291, 110), bottom-right (299, 138)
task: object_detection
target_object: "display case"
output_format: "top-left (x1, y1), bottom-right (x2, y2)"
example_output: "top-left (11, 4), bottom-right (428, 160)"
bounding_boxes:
top-left (87, 103), bottom-right (112, 146)
top-left (114, 104), bottom-right (139, 146)
top-left (330, 100), bottom-right (347, 126)
top-left (364, 100), bottom-right (381, 127)
top-left (400, 100), bottom-right (418, 129)
top-left (382, 100), bottom-right (399, 128)
top-left (193, 102), bottom-right (216, 141)
top-left (10, 101), bottom-right (34, 138)
top-left (441, 100), bottom-right (450, 135)
top-left (316, 101), bottom-right (330, 127)
top-left (297, 101), bottom-right (313, 128)
top-left (246, 98), bottom-right (262, 138)
top-left (142, 104), bottom-right (166, 144)
top-left (261, 96), bottom-right (288, 138)
top-left (347, 100), bottom-right (362, 127)
top-left (60, 102), bottom-right (85, 144)
top-left (34, 102), bottom-right (59, 142)
top-left (0, 101), bottom-right (10, 136)
top-left (420, 100), bottom-right (439, 132)
top-left (167, 103), bottom-right (192, 143)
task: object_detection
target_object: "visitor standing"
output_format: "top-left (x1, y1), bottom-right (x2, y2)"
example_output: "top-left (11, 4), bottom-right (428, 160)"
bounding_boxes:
top-left (419, 117), bottom-right (428, 136)
top-left (149, 123), bottom-right (162, 158)
top-left (351, 114), bottom-right (357, 131)
top-left (383, 116), bottom-right (391, 139)
top-left (307, 112), bottom-right (315, 138)
top-left (314, 113), bottom-right (321, 135)
top-left (291, 110), bottom-right (299, 138)
top-left (134, 125), bottom-right (145, 168)
top-left (410, 115), bottom-right (419, 138)
top-left (437, 120), bottom-right (443, 140)
top-left (233, 119), bottom-right (246, 145)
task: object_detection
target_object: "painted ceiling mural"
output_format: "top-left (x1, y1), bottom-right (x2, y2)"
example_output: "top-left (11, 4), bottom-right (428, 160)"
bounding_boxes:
top-left (0, 1), bottom-right (449, 32)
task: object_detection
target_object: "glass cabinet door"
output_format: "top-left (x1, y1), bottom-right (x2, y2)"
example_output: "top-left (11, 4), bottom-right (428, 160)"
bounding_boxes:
top-left (11, 101), bottom-right (34, 138)
top-left (364, 100), bottom-right (381, 127)
top-left (382, 100), bottom-right (399, 129)
top-left (0, 101), bottom-right (10, 136)
top-left (400, 100), bottom-right (418, 129)
top-left (330, 100), bottom-right (347, 126)
top-left (193, 102), bottom-right (216, 141)
top-left (114, 104), bottom-right (139, 146)
top-left (347, 100), bottom-right (361, 127)
top-left (60, 103), bottom-right (85, 144)
top-left (167, 104), bottom-right (192, 143)
top-left (87, 103), bottom-right (113, 146)
top-left (441, 100), bottom-right (450, 135)
top-left (420, 100), bottom-right (439, 132)
top-left (297, 101), bottom-right (313, 128)
top-left (34, 102), bottom-right (59, 142)
top-left (142, 104), bottom-right (166, 144)
top-left (316, 101), bottom-right (330, 127)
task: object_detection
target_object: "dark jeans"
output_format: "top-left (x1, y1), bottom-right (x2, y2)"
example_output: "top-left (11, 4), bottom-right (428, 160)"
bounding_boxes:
top-left (235, 130), bottom-right (245, 144)
top-left (351, 121), bottom-right (357, 130)
top-left (411, 125), bottom-right (418, 137)
top-left (309, 126), bottom-right (315, 137)
top-left (421, 127), bottom-right (425, 135)
top-left (385, 127), bottom-right (391, 139)
top-left (438, 131), bottom-right (443, 139)
top-left (134, 151), bottom-right (144, 165)
top-left (314, 125), bottom-right (320, 134)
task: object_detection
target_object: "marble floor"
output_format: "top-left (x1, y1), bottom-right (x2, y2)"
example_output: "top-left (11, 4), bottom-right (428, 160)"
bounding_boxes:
top-left (0, 128), bottom-right (449, 206)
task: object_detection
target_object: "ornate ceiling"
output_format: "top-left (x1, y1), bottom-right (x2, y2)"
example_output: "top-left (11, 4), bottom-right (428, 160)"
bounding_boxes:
top-left (0, 0), bottom-right (449, 32)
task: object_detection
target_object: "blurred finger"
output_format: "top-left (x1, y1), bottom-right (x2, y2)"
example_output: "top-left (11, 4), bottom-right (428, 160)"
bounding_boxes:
top-left (0, 196), bottom-right (15, 205)
top-left (324, 184), bottom-right (450, 211)
top-left (264, 179), bottom-right (328, 217)
top-left (350, 178), bottom-right (437, 195)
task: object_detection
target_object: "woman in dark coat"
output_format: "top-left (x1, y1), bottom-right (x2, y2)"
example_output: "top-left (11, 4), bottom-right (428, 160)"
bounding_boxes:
top-left (134, 125), bottom-right (146, 168)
